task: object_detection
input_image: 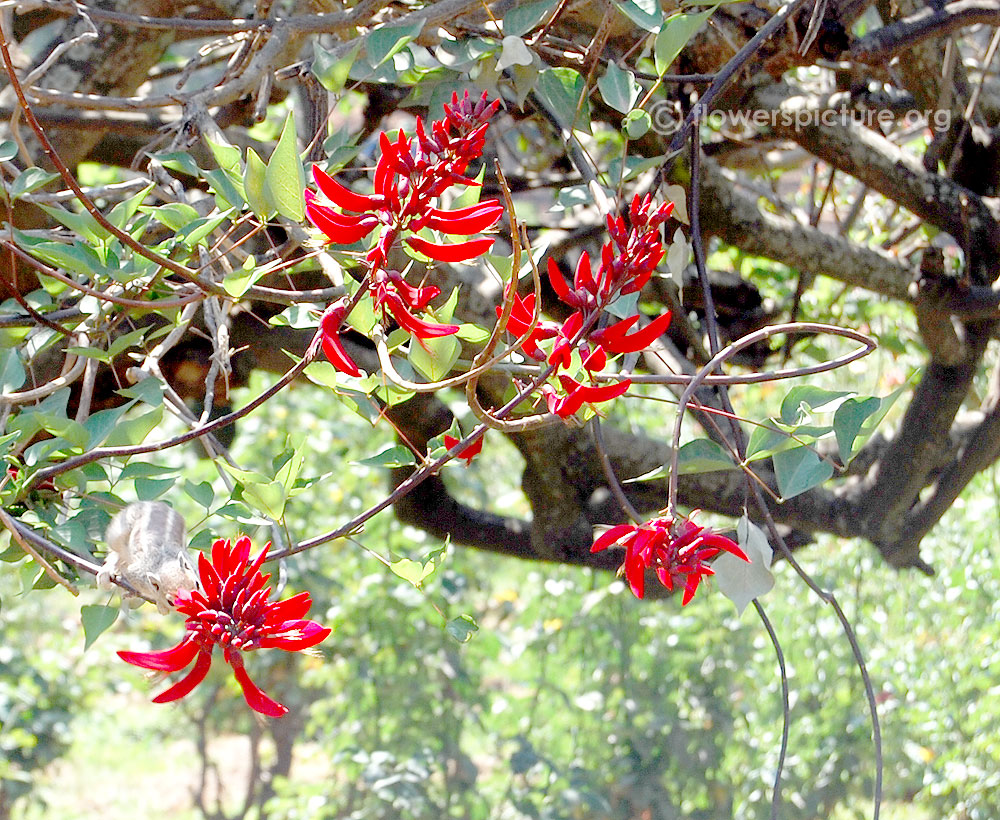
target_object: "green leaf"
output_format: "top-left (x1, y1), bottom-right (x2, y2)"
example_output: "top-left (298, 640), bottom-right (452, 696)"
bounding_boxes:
top-left (676, 438), bottom-right (737, 473)
top-left (83, 403), bottom-right (135, 448)
top-left (139, 202), bottom-right (200, 231)
top-left (176, 211), bottom-right (231, 248)
top-left (265, 115), bottom-right (306, 222)
top-left (0, 140), bottom-right (17, 161)
top-left (204, 169), bottom-right (245, 211)
top-left (535, 68), bottom-right (591, 134)
top-left (456, 323), bottom-right (490, 343)
top-left (314, 41), bottom-right (362, 93)
top-left (833, 396), bottom-right (881, 463)
top-left (107, 182), bottom-right (155, 231)
top-left (446, 614), bottom-right (479, 643)
top-left (745, 423), bottom-right (798, 462)
top-left (13, 231), bottom-right (104, 278)
top-left (136, 475), bottom-right (175, 499)
top-left (772, 446), bottom-right (834, 499)
top-left (615, 0), bottom-right (664, 31)
top-left (102, 405), bottom-right (163, 447)
top-left (0, 348), bottom-right (25, 392)
top-left (35, 202), bottom-right (109, 244)
top-left (154, 150), bottom-right (201, 177)
top-left (119, 462), bottom-right (175, 481)
top-left (117, 375), bottom-right (165, 405)
top-left (389, 547), bottom-right (445, 588)
top-left (184, 480), bottom-right (215, 509)
top-left (408, 333), bottom-right (462, 381)
top-left (226, 465), bottom-right (288, 520)
top-left (223, 255), bottom-right (264, 298)
top-left (365, 20), bottom-right (425, 69)
top-left (355, 444), bottom-right (417, 468)
top-left (779, 386), bottom-right (850, 424)
top-left (206, 138), bottom-right (243, 181)
top-left (10, 167), bottom-right (60, 200)
top-left (243, 148), bottom-right (271, 219)
top-left (598, 62), bottom-right (640, 114)
top-left (504, 0), bottom-right (557, 35)
top-left (654, 8), bottom-right (717, 76)
top-left (81, 604), bottom-right (118, 650)
top-left (624, 109), bottom-right (651, 138)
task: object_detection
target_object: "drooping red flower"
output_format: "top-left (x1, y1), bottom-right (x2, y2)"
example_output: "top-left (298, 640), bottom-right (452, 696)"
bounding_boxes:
top-left (544, 374), bottom-right (631, 418)
top-left (496, 292), bottom-right (559, 360)
top-left (591, 514), bottom-right (748, 602)
top-left (306, 93), bottom-right (502, 347)
top-left (546, 195), bottom-right (674, 312)
top-left (319, 298), bottom-right (362, 377)
top-left (118, 537), bottom-right (331, 718)
top-left (590, 310), bottom-right (674, 355)
top-left (443, 434), bottom-right (483, 465)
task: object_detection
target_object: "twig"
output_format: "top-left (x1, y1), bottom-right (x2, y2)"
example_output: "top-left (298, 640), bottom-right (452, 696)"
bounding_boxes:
top-left (0, 503), bottom-right (79, 594)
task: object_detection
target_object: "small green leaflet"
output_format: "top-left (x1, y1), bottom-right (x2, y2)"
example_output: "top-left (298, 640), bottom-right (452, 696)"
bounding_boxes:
top-left (779, 385), bottom-right (850, 424)
top-left (535, 68), bottom-right (591, 134)
top-left (446, 614), bottom-right (479, 642)
top-left (654, 7), bottom-right (719, 76)
top-left (265, 115), bottom-right (306, 222)
top-left (82, 604), bottom-right (118, 650)
top-left (772, 446), bottom-right (834, 499)
top-left (365, 20), bottom-right (425, 69)
top-left (503, 0), bottom-right (557, 36)
top-left (616, 0), bottom-right (664, 31)
top-left (389, 546), bottom-right (445, 588)
top-left (598, 62), bottom-right (641, 114)
top-left (355, 444), bottom-right (417, 468)
top-left (243, 148), bottom-right (271, 219)
top-left (623, 438), bottom-right (735, 483)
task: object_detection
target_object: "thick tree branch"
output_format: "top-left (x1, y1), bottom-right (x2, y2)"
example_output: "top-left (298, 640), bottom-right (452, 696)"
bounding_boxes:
top-left (851, 0), bottom-right (1000, 63)
top-left (753, 84), bottom-right (1000, 268)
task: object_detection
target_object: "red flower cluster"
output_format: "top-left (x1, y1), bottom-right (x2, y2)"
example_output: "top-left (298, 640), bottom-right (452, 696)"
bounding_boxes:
top-left (500, 194), bottom-right (675, 418)
top-left (118, 537), bottom-right (330, 717)
top-left (307, 92), bottom-right (502, 375)
top-left (591, 514), bottom-right (748, 602)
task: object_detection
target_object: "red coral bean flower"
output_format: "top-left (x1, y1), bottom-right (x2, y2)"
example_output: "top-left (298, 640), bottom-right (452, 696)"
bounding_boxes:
top-left (443, 434), bottom-right (483, 465)
top-left (544, 374), bottom-right (631, 418)
top-left (590, 310), bottom-right (674, 356)
top-left (591, 514), bottom-right (748, 602)
top-left (118, 537), bottom-right (331, 718)
top-left (318, 298), bottom-right (362, 377)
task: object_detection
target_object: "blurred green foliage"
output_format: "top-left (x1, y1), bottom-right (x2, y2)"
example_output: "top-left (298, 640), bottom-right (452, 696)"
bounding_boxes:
top-left (5, 371), bottom-right (998, 820)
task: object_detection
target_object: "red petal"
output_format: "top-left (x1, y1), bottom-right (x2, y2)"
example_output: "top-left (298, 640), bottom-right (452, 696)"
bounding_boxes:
top-left (546, 257), bottom-right (571, 302)
top-left (385, 296), bottom-right (459, 338)
top-left (625, 556), bottom-right (646, 599)
top-left (406, 235), bottom-right (494, 262)
top-left (606, 310), bottom-right (673, 354)
top-left (151, 649), bottom-right (213, 703)
top-left (231, 662), bottom-right (288, 717)
top-left (198, 551), bottom-right (222, 601)
top-left (307, 201), bottom-right (378, 245)
top-left (263, 591), bottom-right (313, 623)
top-left (591, 524), bottom-right (635, 553)
top-left (260, 620), bottom-right (332, 650)
top-left (118, 637), bottom-right (200, 672)
top-left (424, 201), bottom-right (503, 234)
top-left (574, 253), bottom-right (595, 292)
top-left (312, 165), bottom-right (379, 212)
